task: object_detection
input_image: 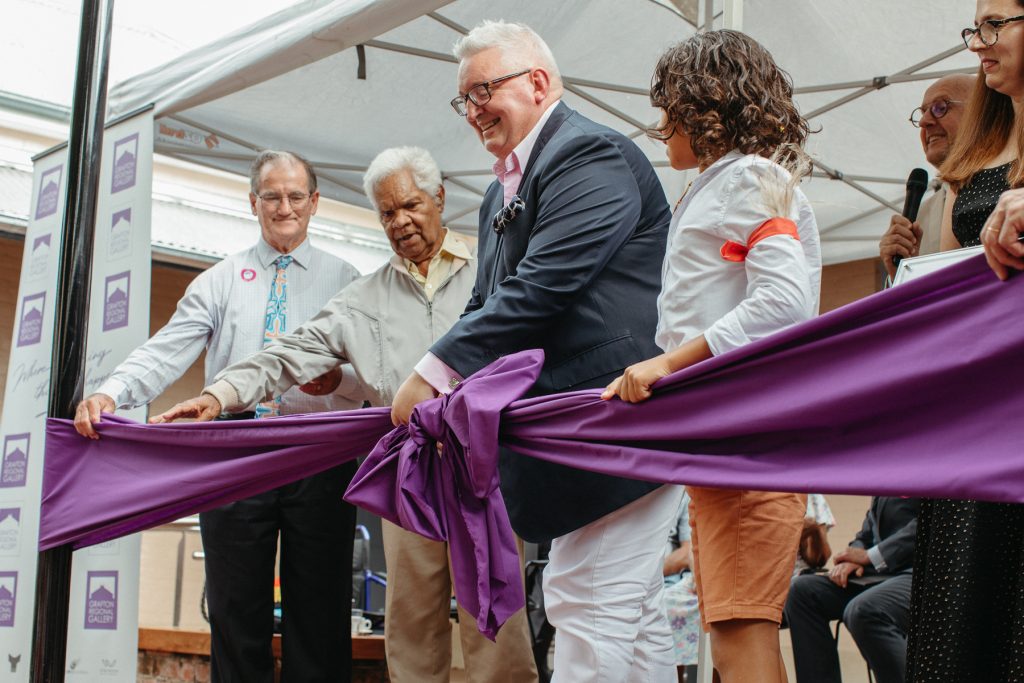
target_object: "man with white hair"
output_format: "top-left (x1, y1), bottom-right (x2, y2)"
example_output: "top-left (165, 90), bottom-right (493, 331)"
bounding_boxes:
top-left (390, 21), bottom-right (678, 682)
top-left (153, 146), bottom-right (538, 683)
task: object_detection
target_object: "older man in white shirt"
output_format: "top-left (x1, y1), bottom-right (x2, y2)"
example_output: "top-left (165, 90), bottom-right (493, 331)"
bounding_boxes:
top-left (74, 150), bottom-right (363, 683)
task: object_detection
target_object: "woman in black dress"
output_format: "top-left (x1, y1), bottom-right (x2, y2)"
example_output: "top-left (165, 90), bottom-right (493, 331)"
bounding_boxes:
top-left (906, 1), bottom-right (1024, 680)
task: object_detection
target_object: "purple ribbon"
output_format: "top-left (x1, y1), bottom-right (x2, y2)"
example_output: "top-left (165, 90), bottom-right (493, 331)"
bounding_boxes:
top-left (40, 255), bottom-right (1024, 639)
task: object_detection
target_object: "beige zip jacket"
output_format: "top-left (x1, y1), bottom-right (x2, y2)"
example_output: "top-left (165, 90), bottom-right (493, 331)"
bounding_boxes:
top-left (205, 236), bottom-right (476, 410)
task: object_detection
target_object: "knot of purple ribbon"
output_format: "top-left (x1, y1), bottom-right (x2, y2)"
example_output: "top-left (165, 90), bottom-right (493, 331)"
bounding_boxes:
top-left (345, 349), bottom-right (545, 639)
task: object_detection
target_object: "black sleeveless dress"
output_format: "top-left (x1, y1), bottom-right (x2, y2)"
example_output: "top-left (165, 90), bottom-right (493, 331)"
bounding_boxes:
top-left (906, 163), bottom-right (1024, 682)
top-left (951, 163), bottom-right (1013, 247)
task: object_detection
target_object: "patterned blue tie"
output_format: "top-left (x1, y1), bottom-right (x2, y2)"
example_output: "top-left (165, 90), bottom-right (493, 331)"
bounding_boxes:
top-left (255, 254), bottom-right (293, 419)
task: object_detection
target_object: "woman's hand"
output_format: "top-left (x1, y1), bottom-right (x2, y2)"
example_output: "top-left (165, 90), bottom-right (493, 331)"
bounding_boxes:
top-left (982, 188), bottom-right (1024, 280)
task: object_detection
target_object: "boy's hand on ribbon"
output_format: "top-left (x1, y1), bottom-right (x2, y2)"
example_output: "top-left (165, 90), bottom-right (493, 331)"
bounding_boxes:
top-left (601, 355), bottom-right (673, 403)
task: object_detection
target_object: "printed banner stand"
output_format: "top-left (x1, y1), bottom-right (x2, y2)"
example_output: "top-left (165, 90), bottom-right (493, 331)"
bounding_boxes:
top-left (0, 108), bottom-right (153, 681)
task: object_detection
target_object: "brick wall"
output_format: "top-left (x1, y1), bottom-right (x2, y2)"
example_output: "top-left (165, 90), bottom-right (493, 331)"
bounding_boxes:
top-left (820, 257), bottom-right (883, 314)
top-left (0, 237), bottom-right (208, 415)
top-left (0, 238), bottom-right (24, 414)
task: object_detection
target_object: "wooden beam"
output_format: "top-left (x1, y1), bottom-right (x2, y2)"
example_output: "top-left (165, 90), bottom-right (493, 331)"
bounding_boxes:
top-left (138, 628), bottom-right (387, 661)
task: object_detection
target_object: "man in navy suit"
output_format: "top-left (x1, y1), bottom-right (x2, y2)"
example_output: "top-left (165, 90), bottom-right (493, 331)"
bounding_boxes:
top-left (784, 496), bottom-right (920, 683)
top-left (391, 19), bottom-right (678, 681)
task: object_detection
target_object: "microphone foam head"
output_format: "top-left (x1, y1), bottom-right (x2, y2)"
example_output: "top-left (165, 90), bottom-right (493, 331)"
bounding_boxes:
top-left (907, 167), bottom-right (929, 191)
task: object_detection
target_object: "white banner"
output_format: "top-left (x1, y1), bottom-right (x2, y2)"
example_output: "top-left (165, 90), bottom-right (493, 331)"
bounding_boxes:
top-left (0, 109), bottom-right (153, 681)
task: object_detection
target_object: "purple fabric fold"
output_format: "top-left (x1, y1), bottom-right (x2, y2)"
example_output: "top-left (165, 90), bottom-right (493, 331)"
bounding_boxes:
top-left (42, 409), bottom-right (393, 548)
top-left (40, 255), bottom-right (1024, 639)
top-left (346, 351), bottom-right (543, 638)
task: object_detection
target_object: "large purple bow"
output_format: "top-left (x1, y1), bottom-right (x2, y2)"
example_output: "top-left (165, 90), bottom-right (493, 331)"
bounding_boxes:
top-left (345, 351), bottom-right (543, 639)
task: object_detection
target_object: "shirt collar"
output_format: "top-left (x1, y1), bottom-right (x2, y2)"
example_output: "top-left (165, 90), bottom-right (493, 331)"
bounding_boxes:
top-left (491, 99), bottom-right (561, 182)
top-left (257, 235), bottom-right (312, 269)
top-left (392, 228), bottom-right (474, 272)
top-left (437, 228), bottom-right (473, 261)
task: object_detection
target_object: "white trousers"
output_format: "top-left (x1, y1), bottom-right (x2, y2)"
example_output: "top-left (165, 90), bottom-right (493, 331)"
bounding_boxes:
top-left (545, 484), bottom-right (684, 683)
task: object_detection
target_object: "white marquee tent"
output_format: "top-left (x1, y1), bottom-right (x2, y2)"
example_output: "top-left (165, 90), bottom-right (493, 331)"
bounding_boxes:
top-left (107, 0), bottom-right (977, 265)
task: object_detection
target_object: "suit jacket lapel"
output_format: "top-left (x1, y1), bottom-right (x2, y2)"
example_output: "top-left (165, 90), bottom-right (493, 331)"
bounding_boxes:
top-left (516, 101), bottom-right (572, 191)
top-left (482, 102), bottom-right (573, 296)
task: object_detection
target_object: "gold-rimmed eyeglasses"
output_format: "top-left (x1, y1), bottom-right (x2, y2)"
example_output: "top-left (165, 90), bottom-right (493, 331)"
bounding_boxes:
top-left (909, 99), bottom-right (963, 127)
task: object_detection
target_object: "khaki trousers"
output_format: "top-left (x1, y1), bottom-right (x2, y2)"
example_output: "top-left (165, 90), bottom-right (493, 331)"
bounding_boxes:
top-left (381, 519), bottom-right (538, 683)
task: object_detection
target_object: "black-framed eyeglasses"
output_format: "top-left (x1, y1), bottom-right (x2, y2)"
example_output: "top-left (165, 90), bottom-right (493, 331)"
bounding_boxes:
top-left (492, 195), bottom-right (525, 234)
top-left (962, 14), bottom-right (1024, 48)
top-left (451, 70), bottom-right (531, 116)
top-left (909, 99), bottom-right (963, 127)
top-left (257, 192), bottom-right (312, 210)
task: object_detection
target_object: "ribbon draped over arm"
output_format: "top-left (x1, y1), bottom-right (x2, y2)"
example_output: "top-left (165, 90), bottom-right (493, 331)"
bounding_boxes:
top-left (39, 255), bottom-right (1024, 639)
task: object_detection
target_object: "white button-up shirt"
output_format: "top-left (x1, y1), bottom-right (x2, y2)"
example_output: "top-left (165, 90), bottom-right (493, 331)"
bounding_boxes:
top-left (655, 151), bottom-right (821, 356)
top-left (96, 237), bottom-right (362, 415)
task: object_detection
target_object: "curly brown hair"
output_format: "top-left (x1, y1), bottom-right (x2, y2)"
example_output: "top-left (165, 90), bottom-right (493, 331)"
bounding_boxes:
top-left (649, 30), bottom-right (811, 169)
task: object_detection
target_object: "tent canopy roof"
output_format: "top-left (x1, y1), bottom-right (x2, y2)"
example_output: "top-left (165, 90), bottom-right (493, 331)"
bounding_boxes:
top-left (109, 0), bottom-right (976, 264)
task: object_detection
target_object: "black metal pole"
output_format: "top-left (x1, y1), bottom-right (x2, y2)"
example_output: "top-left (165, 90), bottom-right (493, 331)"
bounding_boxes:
top-left (31, 0), bottom-right (115, 680)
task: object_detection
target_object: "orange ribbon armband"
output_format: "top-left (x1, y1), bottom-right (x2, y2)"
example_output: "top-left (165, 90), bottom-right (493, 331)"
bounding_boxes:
top-left (720, 217), bottom-right (800, 262)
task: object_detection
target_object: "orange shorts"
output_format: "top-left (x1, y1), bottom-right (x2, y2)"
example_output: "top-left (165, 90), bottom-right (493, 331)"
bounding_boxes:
top-left (687, 486), bottom-right (806, 630)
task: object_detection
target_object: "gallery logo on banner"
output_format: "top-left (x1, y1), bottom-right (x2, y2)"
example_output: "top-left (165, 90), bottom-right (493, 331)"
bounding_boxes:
top-left (108, 208), bottom-right (132, 258)
top-left (0, 508), bottom-right (21, 555)
top-left (0, 435), bottom-right (29, 489)
top-left (0, 572), bottom-right (16, 627)
top-left (99, 657), bottom-right (118, 676)
top-left (111, 134), bottom-right (138, 193)
top-left (102, 272), bottom-right (130, 332)
top-left (28, 234), bottom-right (51, 280)
top-left (16, 292), bottom-right (45, 347)
top-left (84, 571), bottom-right (117, 630)
top-left (34, 165), bottom-right (62, 220)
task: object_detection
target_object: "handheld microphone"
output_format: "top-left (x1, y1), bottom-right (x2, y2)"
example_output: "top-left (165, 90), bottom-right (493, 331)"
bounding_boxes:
top-left (893, 168), bottom-right (930, 268)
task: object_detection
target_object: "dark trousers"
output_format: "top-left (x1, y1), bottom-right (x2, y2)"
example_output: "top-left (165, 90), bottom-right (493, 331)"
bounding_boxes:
top-left (200, 462), bottom-right (357, 683)
top-left (784, 572), bottom-right (912, 683)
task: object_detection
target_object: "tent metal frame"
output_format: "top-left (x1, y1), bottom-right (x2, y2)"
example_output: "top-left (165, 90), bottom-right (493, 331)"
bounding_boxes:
top-left (149, 3), bottom-right (974, 245)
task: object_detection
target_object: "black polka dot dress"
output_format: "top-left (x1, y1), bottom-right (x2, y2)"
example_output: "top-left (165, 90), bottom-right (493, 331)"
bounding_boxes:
top-left (951, 163), bottom-right (1012, 247)
top-left (906, 163), bottom-right (1024, 682)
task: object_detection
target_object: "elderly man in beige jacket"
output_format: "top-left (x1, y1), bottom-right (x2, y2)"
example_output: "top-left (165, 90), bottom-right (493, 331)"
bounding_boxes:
top-left (154, 147), bottom-right (538, 683)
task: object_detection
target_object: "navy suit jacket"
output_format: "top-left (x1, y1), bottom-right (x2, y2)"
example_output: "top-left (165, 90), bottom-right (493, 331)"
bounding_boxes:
top-left (431, 103), bottom-right (671, 541)
top-left (849, 496), bottom-right (920, 576)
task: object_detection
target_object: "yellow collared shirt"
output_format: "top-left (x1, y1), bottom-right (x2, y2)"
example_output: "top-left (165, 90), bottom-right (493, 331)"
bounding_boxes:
top-left (403, 229), bottom-right (472, 301)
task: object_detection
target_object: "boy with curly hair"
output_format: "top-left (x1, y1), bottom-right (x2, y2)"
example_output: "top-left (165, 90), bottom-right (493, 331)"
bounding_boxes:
top-left (603, 30), bottom-right (821, 682)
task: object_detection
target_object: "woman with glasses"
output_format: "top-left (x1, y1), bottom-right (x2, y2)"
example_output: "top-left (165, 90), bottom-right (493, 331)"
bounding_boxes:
top-left (906, 2), bottom-right (1024, 680)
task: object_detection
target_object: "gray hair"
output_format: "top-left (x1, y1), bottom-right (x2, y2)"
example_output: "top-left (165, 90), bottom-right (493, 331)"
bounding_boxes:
top-left (452, 20), bottom-right (561, 86)
top-left (249, 150), bottom-right (318, 194)
top-left (363, 146), bottom-right (443, 210)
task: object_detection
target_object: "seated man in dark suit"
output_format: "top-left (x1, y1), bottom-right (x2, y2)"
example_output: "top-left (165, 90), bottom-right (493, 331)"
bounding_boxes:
top-left (784, 496), bottom-right (919, 683)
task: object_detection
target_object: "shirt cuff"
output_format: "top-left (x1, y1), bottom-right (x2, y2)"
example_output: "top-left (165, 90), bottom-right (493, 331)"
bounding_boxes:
top-left (203, 380), bottom-right (242, 413)
top-left (867, 546), bottom-right (887, 571)
top-left (414, 353), bottom-right (464, 395)
top-left (94, 378), bottom-right (129, 409)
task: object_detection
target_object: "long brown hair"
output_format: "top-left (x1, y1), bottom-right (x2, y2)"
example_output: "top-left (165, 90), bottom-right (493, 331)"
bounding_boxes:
top-left (649, 30), bottom-right (811, 169)
top-left (941, 1), bottom-right (1024, 190)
